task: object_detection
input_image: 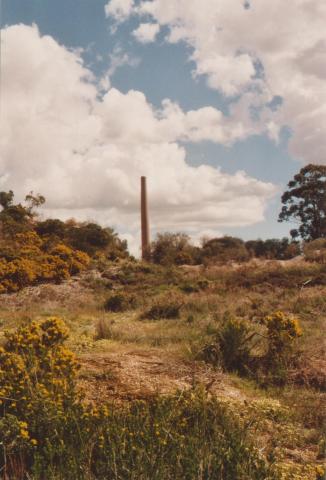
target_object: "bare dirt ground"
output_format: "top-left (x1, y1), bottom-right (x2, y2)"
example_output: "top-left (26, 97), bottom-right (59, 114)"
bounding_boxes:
top-left (78, 350), bottom-right (245, 404)
top-left (0, 275), bottom-right (94, 310)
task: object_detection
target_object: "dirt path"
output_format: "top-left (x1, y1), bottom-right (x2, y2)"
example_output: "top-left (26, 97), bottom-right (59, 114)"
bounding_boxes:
top-left (78, 350), bottom-right (246, 403)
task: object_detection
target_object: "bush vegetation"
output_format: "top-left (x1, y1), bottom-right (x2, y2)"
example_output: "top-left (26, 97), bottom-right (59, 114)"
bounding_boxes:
top-left (0, 177), bottom-right (325, 479)
top-left (201, 311), bottom-right (304, 386)
top-left (104, 293), bottom-right (138, 312)
top-left (150, 233), bottom-right (302, 266)
top-left (141, 295), bottom-right (183, 320)
top-left (0, 191), bottom-right (128, 293)
top-left (0, 231), bottom-right (90, 293)
top-left (304, 238), bottom-right (326, 263)
top-left (0, 318), bottom-right (278, 480)
top-left (201, 316), bottom-right (256, 374)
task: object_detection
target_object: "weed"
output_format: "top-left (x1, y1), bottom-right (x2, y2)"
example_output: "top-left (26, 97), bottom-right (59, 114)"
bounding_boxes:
top-left (95, 317), bottom-right (115, 340)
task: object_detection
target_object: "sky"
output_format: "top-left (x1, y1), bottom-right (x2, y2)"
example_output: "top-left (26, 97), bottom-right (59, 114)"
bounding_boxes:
top-left (1, 0), bottom-right (325, 255)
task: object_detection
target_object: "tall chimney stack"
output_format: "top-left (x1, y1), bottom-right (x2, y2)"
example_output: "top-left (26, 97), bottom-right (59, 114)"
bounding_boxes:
top-left (141, 176), bottom-right (150, 260)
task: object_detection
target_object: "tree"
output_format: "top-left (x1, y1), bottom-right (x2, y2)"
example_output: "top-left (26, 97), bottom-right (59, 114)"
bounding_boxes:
top-left (245, 238), bottom-right (300, 260)
top-left (201, 236), bottom-right (249, 263)
top-left (0, 190), bottom-right (14, 209)
top-left (65, 222), bottom-right (128, 259)
top-left (151, 232), bottom-right (200, 265)
top-left (0, 190), bottom-right (45, 237)
top-left (25, 191), bottom-right (46, 216)
top-left (278, 164), bottom-right (326, 240)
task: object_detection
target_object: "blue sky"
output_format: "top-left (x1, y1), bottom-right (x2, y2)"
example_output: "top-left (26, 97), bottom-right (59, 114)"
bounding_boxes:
top-left (2, 0), bottom-right (323, 253)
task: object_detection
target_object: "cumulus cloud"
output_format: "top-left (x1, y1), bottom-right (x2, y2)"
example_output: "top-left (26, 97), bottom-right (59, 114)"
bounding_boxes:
top-left (1, 24), bottom-right (276, 255)
top-left (104, 0), bottom-right (134, 21)
top-left (133, 23), bottom-right (160, 43)
top-left (111, 0), bottom-right (326, 165)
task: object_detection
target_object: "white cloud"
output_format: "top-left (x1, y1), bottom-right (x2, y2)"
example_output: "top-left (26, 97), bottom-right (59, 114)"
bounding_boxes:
top-left (107, 46), bottom-right (140, 76)
top-left (104, 0), bottom-right (134, 21)
top-left (121, 0), bottom-right (326, 165)
top-left (1, 24), bottom-right (276, 255)
top-left (133, 23), bottom-right (160, 43)
top-left (98, 46), bottom-right (140, 91)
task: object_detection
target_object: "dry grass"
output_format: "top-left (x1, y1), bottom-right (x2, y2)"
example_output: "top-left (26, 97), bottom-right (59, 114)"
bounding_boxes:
top-left (0, 259), bottom-right (325, 479)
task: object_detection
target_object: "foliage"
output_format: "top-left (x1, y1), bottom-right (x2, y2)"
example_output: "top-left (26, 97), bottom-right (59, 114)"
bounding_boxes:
top-left (222, 262), bottom-right (326, 290)
top-left (0, 190), bottom-right (129, 293)
top-left (142, 295), bottom-right (183, 320)
top-left (0, 231), bottom-right (90, 293)
top-left (95, 317), bottom-right (114, 340)
top-left (180, 279), bottom-right (209, 293)
top-left (0, 317), bottom-right (81, 477)
top-left (264, 311), bottom-right (302, 366)
top-left (201, 316), bottom-right (257, 374)
top-left (104, 293), bottom-right (138, 312)
top-left (278, 164), bottom-right (326, 240)
top-left (65, 222), bottom-right (128, 259)
top-left (201, 236), bottom-right (250, 263)
top-left (36, 219), bottom-right (129, 260)
top-left (35, 218), bottom-right (66, 238)
top-left (0, 319), bottom-right (277, 480)
top-left (245, 238), bottom-right (300, 260)
top-left (304, 238), bottom-right (326, 264)
top-left (90, 389), bottom-right (277, 480)
top-left (150, 233), bottom-right (301, 266)
top-left (0, 191), bottom-right (45, 237)
top-left (150, 232), bottom-right (200, 266)
top-left (201, 311), bottom-right (303, 386)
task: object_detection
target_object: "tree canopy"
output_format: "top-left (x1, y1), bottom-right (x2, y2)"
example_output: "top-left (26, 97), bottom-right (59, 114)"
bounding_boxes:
top-left (278, 164), bottom-right (326, 240)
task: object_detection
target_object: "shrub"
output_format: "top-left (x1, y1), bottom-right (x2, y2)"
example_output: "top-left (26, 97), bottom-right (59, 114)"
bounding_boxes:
top-left (201, 317), bottom-right (257, 374)
top-left (180, 279), bottom-right (209, 294)
top-left (90, 389), bottom-right (277, 480)
top-left (201, 236), bottom-right (250, 263)
top-left (264, 311), bottom-right (302, 366)
top-left (0, 231), bottom-right (90, 294)
top-left (0, 317), bottom-right (81, 477)
top-left (150, 232), bottom-right (200, 266)
top-left (180, 282), bottom-right (200, 293)
top-left (142, 296), bottom-right (183, 320)
top-left (104, 293), bottom-right (137, 312)
top-left (245, 238), bottom-right (300, 260)
top-left (0, 319), bottom-right (277, 479)
top-left (65, 222), bottom-right (129, 259)
top-left (304, 238), bottom-right (326, 263)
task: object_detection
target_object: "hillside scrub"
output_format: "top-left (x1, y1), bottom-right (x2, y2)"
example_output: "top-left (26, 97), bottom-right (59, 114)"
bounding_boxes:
top-left (0, 260), bottom-right (324, 479)
top-left (149, 233), bottom-right (301, 266)
top-left (0, 191), bottom-right (129, 293)
top-left (0, 221), bottom-right (325, 479)
top-left (0, 231), bottom-right (90, 293)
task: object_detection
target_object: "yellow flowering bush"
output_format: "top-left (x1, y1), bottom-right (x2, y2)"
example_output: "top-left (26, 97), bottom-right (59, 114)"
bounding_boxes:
top-left (0, 317), bottom-right (83, 477)
top-left (0, 318), bottom-right (277, 479)
top-left (277, 462), bottom-right (325, 480)
top-left (261, 311), bottom-right (303, 384)
top-left (0, 317), bottom-right (79, 417)
top-left (0, 231), bottom-right (90, 293)
top-left (264, 311), bottom-right (302, 358)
